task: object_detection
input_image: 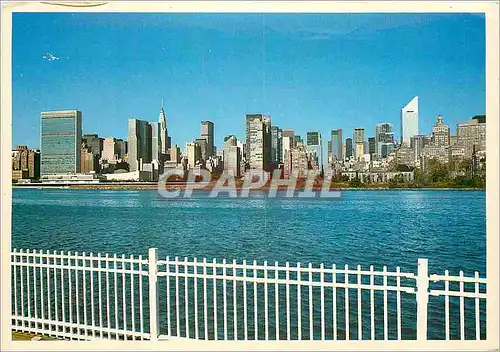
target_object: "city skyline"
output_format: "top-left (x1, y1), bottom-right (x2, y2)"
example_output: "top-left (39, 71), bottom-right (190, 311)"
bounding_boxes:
top-left (13, 13), bottom-right (485, 151)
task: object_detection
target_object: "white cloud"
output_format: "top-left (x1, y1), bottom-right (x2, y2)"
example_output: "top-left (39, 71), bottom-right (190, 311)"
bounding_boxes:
top-left (42, 53), bottom-right (60, 61)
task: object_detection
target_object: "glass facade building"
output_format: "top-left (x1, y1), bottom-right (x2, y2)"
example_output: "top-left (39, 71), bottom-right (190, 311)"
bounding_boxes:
top-left (40, 110), bottom-right (82, 175)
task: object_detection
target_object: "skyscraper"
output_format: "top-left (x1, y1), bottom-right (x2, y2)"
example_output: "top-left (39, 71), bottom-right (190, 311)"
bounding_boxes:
top-left (345, 138), bottom-right (353, 158)
top-left (245, 114), bottom-right (271, 170)
top-left (432, 114), bottom-right (450, 147)
top-left (102, 137), bottom-right (120, 162)
top-left (158, 101), bottom-right (170, 154)
top-left (224, 135), bottom-right (240, 177)
top-left (368, 137), bottom-right (376, 157)
top-left (375, 123), bottom-right (395, 158)
top-left (330, 129), bottom-right (343, 161)
top-left (271, 126), bottom-right (283, 166)
top-left (353, 128), bottom-right (365, 159)
top-left (150, 121), bottom-right (161, 162)
top-left (82, 134), bottom-right (103, 159)
top-left (128, 118), bottom-right (152, 172)
top-left (401, 96), bottom-right (419, 146)
top-left (40, 110), bottom-right (82, 175)
top-left (201, 121), bottom-right (214, 157)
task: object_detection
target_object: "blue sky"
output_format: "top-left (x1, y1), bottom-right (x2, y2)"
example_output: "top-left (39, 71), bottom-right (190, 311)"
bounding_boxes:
top-left (12, 13), bottom-right (485, 151)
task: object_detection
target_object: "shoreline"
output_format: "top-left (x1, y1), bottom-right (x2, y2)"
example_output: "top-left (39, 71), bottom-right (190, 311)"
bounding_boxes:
top-left (12, 183), bottom-right (485, 191)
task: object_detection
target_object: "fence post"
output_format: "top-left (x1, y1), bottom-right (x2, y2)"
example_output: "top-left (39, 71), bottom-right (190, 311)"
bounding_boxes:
top-left (148, 248), bottom-right (159, 341)
top-left (416, 258), bottom-right (429, 341)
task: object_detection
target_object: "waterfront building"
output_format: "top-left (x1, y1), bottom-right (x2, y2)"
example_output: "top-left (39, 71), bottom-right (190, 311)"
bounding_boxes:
top-left (401, 96), bottom-right (419, 146)
top-left (40, 173), bottom-right (105, 184)
top-left (170, 144), bottom-right (181, 164)
top-left (375, 123), bottom-right (395, 158)
top-left (345, 138), bottom-right (353, 159)
top-left (421, 144), bottom-right (450, 165)
top-left (159, 102), bottom-right (171, 154)
top-left (82, 134), bottom-right (103, 158)
top-left (201, 121), bottom-right (214, 157)
top-left (224, 135), bottom-right (241, 177)
top-left (128, 118), bottom-right (153, 172)
top-left (40, 110), bottom-right (82, 175)
top-left (294, 135), bottom-right (303, 146)
top-left (395, 144), bottom-right (415, 167)
top-left (11, 145), bottom-right (40, 180)
top-left (116, 139), bottom-right (127, 160)
top-left (432, 115), bottom-right (451, 147)
top-left (186, 142), bottom-right (201, 169)
top-left (245, 114), bottom-right (271, 171)
top-left (195, 138), bottom-right (209, 161)
top-left (353, 128), bottom-right (365, 160)
top-left (271, 126), bottom-right (283, 166)
top-left (150, 121), bottom-right (162, 163)
top-left (81, 142), bottom-right (99, 173)
top-left (102, 137), bottom-right (120, 163)
top-left (342, 171), bottom-right (414, 183)
top-left (290, 144), bottom-right (309, 177)
top-left (456, 115), bottom-right (486, 157)
top-left (410, 135), bottom-right (432, 167)
top-left (282, 130), bottom-right (295, 165)
top-left (368, 137), bottom-right (376, 157)
top-left (330, 129), bottom-right (343, 161)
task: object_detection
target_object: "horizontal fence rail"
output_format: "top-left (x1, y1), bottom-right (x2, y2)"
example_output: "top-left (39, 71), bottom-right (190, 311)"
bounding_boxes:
top-left (11, 248), bottom-right (487, 341)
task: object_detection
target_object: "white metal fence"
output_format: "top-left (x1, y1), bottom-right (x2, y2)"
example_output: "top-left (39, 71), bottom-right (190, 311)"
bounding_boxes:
top-left (11, 248), bottom-right (487, 341)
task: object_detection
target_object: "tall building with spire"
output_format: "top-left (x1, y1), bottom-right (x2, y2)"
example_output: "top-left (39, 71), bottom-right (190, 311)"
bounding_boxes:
top-left (159, 100), bottom-right (171, 155)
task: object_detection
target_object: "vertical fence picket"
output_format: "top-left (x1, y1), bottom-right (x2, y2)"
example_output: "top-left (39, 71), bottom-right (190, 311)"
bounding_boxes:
top-left (46, 250), bottom-right (51, 326)
top-left (233, 259), bottom-right (238, 340)
top-left (122, 254), bottom-right (127, 336)
top-left (113, 254), bottom-right (118, 336)
top-left (33, 251), bottom-right (38, 330)
top-left (139, 255), bottom-right (144, 340)
top-left (396, 266), bottom-right (401, 340)
top-left (184, 257), bottom-right (190, 339)
top-left (308, 263), bottom-right (313, 340)
top-left (213, 258), bottom-right (218, 340)
top-left (39, 250), bottom-right (44, 328)
top-left (68, 252), bottom-right (73, 335)
top-left (297, 262), bottom-right (301, 340)
top-left (275, 261), bottom-right (279, 341)
top-left (345, 264), bottom-right (349, 341)
top-left (332, 264), bottom-right (337, 340)
top-left (130, 254), bottom-right (135, 340)
top-left (370, 265), bottom-right (374, 340)
top-left (98, 253), bottom-right (103, 338)
top-left (383, 265), bottom-right (388, 341)
top-left (223, 259), bottom-right (227, 340)
top-left (264, 261), bottom-right (269, 341)
top-left (253, 260), bottom-right (258, 340)
top-left (27, 250), bottom-right (31, 332)
top-left (285, 262), bottom-right (290, 341)
top-left (82, 252), bottom-right (87, 339)
top-left (243, 260), bottom-right (248, 341)
top-left (90, 252), bottom-right (95, 338)
top-left (75, 252), bottom-right (80, 333)
top-left (105, 254), bottom-right (110, 337)
top-left (320, 263), bottom-right (325, 341)
top-left (203, 258), bottom-right (208, 340)
top-left (13, 251), bottom-right (18, 325)
top-left (60, 251), bottom-right (65, 334)
top-left (459, 270), bottom-right (465, 340)
top-left (474, 271), bottom-right (480, 340)
top-left (357, 265), bottom-right (362, 340)
top-left (194, 258), bottom-right (199, 340)
top-left (445, 269), bottom-right (450, 340)
top-left (165, 256), bottom-right (170, 336)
